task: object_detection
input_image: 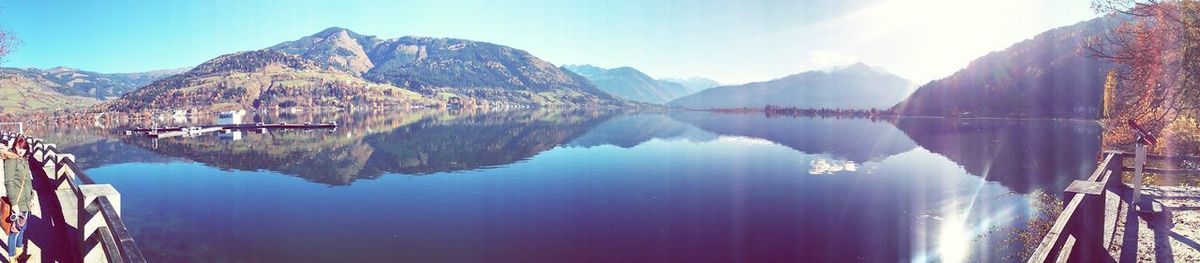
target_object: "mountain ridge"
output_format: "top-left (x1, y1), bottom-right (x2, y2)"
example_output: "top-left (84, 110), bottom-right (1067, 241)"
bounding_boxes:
top-left (102, 27), bottom-right (620, 112)
top-left (669, 63), bottom-right (912, 110)
top-left (660, 77), bottom-right (720, 94)
top-left (563, 64), bottom-right (694, 104)
top-left (269, 28), bottom-right (616, 103)
top-left (2, 66), bottom-right (185, 99)
top-left (893, 16), bottom-right (1122, 119)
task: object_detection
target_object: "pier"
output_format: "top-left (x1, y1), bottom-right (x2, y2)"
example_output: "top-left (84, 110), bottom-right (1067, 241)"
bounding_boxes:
top-left (1029, 151), bottom-right (1200, 262)
top-left (0, 131), bottom-right (143, 263)
top-left (146, 126), bottom-right (223, 139)
top-left (128, 122), bottom-right (338, 138)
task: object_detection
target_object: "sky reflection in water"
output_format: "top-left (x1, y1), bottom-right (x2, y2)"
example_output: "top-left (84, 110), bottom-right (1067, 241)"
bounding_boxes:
top-left (28, 110), bottom-right (1100, 262)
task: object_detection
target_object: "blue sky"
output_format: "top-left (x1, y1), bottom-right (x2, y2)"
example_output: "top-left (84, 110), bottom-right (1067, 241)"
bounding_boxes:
top-left (0, 0), bottom-right (1096, 84)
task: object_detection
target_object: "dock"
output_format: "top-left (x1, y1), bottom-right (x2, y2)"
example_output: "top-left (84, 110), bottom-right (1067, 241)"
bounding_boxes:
top-left (129, 122), bottom-right (336, 133)
top-left (1, 131), bottom-right (144, 262)
top-left (129, 122), bottom-right (337, 138)
top-left (147, 126), bottom-right (223, 139)
top-left (1029, 151), bottom-right (1200, 262)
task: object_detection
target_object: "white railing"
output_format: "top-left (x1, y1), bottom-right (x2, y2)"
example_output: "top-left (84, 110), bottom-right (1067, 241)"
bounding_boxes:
top-left (0, 131), bottom-right (145, 263)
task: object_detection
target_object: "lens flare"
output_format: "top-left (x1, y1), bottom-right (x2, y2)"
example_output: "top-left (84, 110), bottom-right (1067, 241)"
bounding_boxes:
top-left (937, 215), bottom-right (969, 263)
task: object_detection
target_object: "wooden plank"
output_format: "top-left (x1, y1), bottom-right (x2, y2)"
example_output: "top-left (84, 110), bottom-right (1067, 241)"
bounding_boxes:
top-left (1088, 154), bottom-right (1116, 181)
top-left (1029, 193), bottom-right (1088, 263)
top-left (1056, 235), bottom-right (1077, 263)
top-left (1115, 151), bottom-right (1200, 163)
top-left (99, 197), bottom-right (146, 263)
top-left (1029, 153), bottom-right (1118, 263)
top-left (1102, 171), bottom-right (1121, 250)
top-left (1066, 180), bottom-right (1105, 196)
top-left (96, 227), bottom-right (125, 263)
top-left (1103, 155), bottom-right (1125, 190)
top-left (1120, 166), bottom-right (1200, 176)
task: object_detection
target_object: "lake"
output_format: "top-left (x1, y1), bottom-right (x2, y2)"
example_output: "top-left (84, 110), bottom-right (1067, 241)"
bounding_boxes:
top-left (28, 109), bottom-right (1102, 262)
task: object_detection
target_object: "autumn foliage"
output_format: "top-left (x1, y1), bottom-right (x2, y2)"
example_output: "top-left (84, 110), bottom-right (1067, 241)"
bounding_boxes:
top-left (1092, 0), bottom-right (1200, 154)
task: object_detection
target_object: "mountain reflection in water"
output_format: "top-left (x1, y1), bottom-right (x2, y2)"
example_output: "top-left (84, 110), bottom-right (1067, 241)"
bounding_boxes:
top-left (37, 111), bottom-right (1099, 191)
top-left (24, 110), bottom-right (1101, 262)
top-left (48, 109), bottom-right (616, 185)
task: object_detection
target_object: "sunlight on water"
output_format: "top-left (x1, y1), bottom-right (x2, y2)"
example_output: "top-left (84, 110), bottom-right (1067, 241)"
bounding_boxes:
top-left (937, 214), bottom-right (969, 263)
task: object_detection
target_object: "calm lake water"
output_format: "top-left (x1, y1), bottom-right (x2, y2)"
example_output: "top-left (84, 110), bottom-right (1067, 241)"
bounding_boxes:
top-left (29, 109), bottom-right (1101, 262)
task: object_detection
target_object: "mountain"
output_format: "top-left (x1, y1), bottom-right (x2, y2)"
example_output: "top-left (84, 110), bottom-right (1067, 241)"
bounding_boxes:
top-left (0, 66), bottom-right (183, 104)
top-left (103, 50), bottom-right (429, 111)
top-left (42, 67), bottom-right (187, 99)
top-left (269, 27), bottom-right (380, 75)
top-left (105, 27), bottom-right (619, 112)
top-left (0, 68), bottom-right (99, 113)
top-left (660, 77), bottom-right (720, 93)
top-left (669, 63), bottom-right (912, 110)
top-left (269, 28), bottom-right (616, 105)
top-left (893, 16), bottom-right (1121, 119)
top-left (563, 64), bottom-right (693, 104)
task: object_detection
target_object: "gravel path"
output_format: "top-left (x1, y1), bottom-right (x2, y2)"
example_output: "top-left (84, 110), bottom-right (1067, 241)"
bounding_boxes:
top-left (1118, 185), bottom-right (1200, 262)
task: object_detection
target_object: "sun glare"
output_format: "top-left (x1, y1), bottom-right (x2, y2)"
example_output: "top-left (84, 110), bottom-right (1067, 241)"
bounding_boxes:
top-left (937, 215), bottom-right (969, 263)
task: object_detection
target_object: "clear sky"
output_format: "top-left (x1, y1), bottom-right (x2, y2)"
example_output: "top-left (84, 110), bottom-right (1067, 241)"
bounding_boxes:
top-left (0, 0), bottom-right (1097, 84)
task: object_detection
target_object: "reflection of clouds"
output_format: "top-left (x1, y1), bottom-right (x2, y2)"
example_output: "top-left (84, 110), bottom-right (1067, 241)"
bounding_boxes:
top-left (716, 136), bottom-right (777, 146)
top-left (808, 159), bottom-right (858, 175)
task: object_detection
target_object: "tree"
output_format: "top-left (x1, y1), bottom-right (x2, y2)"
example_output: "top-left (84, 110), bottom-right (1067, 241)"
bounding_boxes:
top-left (0, 27), bottom-right (19, 63)
top-left (1103, 69), bottom-right (1118, 118)
top-left (1090, 0), bottom-right (1200, 151)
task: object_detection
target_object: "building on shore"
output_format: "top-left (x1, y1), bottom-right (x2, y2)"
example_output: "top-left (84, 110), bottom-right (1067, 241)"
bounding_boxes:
top-left (217, 110), bottom-right (247, 125)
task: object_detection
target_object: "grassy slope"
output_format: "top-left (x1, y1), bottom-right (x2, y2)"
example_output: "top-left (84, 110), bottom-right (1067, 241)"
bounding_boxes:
top-left (109, 65), bottom-right (430, 111)
top-left (0, 74), bottom-right (99, 113)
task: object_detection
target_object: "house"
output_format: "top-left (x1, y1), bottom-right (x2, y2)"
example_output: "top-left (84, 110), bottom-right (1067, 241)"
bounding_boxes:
top-left (217, 110), bottom-right (247, 125)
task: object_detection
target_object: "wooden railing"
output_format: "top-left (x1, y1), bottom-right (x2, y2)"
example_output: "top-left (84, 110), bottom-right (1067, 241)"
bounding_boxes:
top-left (1029, 151), bottom-right (1200, 262)
top-left (0, 131), bottom-right (145, 263)
top-left (1027, 152), bottom-right (1122, 263)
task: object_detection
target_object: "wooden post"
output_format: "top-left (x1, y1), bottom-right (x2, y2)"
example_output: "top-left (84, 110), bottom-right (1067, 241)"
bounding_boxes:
top-left (1133, 143), bottom-right (1147, 203)
top-left (1071, 194), bottom-right (1105, 261)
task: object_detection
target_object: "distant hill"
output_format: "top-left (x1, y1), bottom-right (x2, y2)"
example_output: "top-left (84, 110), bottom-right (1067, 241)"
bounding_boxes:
top-left (270, 28), bottom-right (616, 106)
top-left (4, 67), bottom-right (183, 99)
top-left (0, 69), bottom-right (99, 113)
top-left (563, 64), bottom-right (693, 104)
top-left (660, 77), bottom-right (720, 94)
top-left (893, 16), bottom-right (1121, 119)
top-left (669, 63), bottom-right (912, 110)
